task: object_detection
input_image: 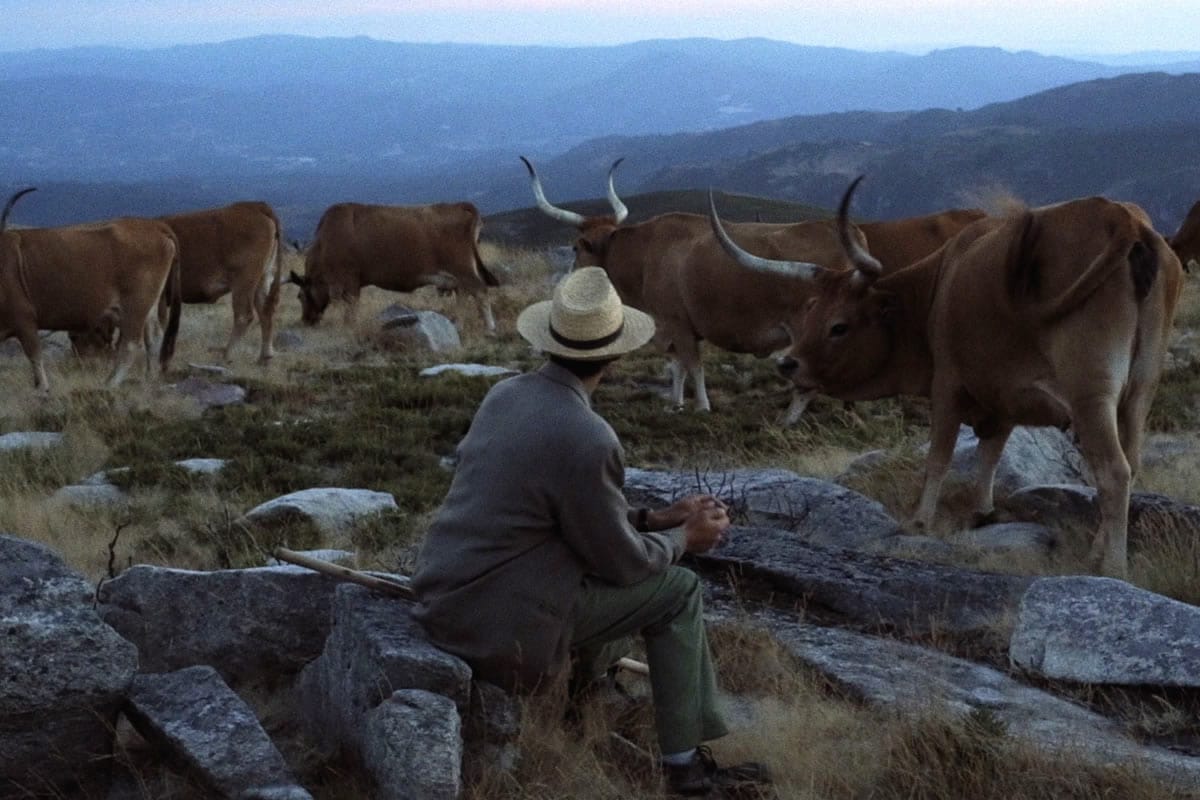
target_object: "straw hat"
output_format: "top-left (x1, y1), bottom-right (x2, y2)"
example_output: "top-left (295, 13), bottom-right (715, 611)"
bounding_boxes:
top-left (517, 267), bottom-right (656, 360)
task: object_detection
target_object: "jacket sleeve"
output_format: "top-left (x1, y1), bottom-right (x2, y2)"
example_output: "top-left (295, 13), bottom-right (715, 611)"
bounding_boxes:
top-left (555, 435), bottom-right (686, 586)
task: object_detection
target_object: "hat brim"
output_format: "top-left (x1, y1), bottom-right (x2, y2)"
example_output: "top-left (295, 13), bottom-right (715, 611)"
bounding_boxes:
top-left (516, 301), bottom-right (656, 361)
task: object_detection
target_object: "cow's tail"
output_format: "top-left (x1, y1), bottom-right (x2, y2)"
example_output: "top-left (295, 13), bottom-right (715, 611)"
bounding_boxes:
top-left (159, 240), bottom-right (183, 371)
top-left (1007, 208), bottom-right (1146, 322)
top-left (264, 210), bottom-right (285, 314)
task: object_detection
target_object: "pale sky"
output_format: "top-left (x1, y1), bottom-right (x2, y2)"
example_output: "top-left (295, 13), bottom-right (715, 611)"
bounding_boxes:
top-left (2, 0), bottom-right (1198, 57)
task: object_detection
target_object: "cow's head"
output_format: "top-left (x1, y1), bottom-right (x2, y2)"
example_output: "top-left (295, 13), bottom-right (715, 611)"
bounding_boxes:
top-left (288, 270), bottom-right (329, 325)
top-left (1170, 200), bottom-right (1200, 273)
top-left (520, 156), bottom-right (628, 270)
top-left (710, 177), bottom-right (897, 398)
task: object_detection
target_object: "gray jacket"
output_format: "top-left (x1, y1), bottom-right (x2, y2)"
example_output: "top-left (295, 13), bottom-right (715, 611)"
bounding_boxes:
top-left (411, 362), bottom-right (686, 690)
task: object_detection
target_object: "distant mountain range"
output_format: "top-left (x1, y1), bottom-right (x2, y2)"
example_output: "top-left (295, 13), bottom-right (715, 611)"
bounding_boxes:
top-left (0, 36), bottom-right (1197, 237)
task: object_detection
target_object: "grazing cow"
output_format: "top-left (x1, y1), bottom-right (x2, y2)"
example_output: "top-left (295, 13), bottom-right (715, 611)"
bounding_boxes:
top-left (521, 156), bottom-right (868, 422)
top-left (1169, 200), bottom-right (1200, 272)
top-left (289, 202), bottom-right (500, 333)
top-left (711, 177), bottom-right (1183, 577)
top-left (161, 201), bottom-right (284, 363)
top-left (0, 188), bottom-right (183, 390)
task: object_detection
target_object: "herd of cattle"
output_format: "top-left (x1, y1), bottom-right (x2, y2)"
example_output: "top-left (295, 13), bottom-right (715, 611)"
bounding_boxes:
top-left (2, 162), bottom-right (1200, 577)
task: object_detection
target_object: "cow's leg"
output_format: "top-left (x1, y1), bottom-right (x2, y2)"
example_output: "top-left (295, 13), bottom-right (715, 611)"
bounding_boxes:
top-left (474, 292), bottom-right (497, 336)
top-left (222, 285), bottom-right (256, 362)
top-left (690, 361), bottom-right (710, 413)
top-left (15, 327), bottom-right (49, 392)
top-left (667, 358), bottom-right (686, 408)
top-left (780, 389), bottom-right (816, 426)
top-left (1072, 400), bottom-right (1130, 578)
top-left (913, 405), bottom-right (961, 532)
top-left (253, 278), bottom-right (277, 364)
top-left (106, 319), bottom-right (143, 387)
top-left (969, 425), bottom-right (1013, 526)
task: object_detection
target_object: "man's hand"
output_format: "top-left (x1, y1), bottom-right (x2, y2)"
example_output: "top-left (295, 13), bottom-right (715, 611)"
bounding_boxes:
top-left (681, 502), bottom-right (731, 554)
top-left (653, 494), bottom-right (728, 530)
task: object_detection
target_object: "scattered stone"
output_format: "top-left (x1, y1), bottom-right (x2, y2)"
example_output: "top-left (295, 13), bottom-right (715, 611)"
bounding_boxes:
top-left (176, 457), bottom-right (228, 476)
top-left (361, 690), bottom-right (463, 800)
top-left (173, 377), bottom-right (247, 409)
top-left (238, 487), bottom-right (399, 539)
top-left (125, 666), bottom-right (312, 800)
top-left (0, 535), bottom-right (138, 797)
top-left (419, 363), bottom-right (519, 378)
top-left (52, 482), bottom-right (128, 509)
top-left (98, 564), bottom-right (349, 684)
top-left (0, 431), bottom-right (64, 453)
top-left (296, 584), bottom-right (473, 757)
top-left (187, 363), bottom-right (233, 378)
top-left (1010, 576), bottom-right (1200, 687)
top-left (377, 304), bottom-right (418, 325)
top-left (380, 309), bottom-right (461, 353)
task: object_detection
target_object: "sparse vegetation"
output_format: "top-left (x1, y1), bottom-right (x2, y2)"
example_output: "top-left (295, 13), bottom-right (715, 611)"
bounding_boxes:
top-left (3, 243), bottom-right (1198, 799)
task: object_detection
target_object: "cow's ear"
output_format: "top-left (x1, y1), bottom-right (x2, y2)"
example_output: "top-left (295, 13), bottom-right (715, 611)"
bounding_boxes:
top-left (287, 270), bottom-right (307, 287)
top-left (576, 237), bottom-right (594, 255)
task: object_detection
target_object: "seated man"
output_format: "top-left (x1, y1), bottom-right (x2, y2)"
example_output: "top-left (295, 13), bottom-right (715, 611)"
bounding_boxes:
top-left (412, 267), bottom-right (771, 796)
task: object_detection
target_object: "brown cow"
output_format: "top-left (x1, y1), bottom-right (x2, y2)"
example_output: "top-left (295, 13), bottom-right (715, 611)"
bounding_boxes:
top-left (712, 177), bottom-right (1183, 577)
top-left (858, 208), bottom-right (987, 273)
top-left (289, 201), bottom-right (499, 333)
top-left (1169, 200), bottom-right (1200, 272)
top-left (521, 156), bottom-right (868, 422)
top-left (161, 201), bottom-right (284, 363)
top-left (0, 188), bottom-right (183, 390)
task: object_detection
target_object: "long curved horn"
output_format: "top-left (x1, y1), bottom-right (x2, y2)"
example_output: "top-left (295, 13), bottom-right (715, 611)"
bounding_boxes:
top-left (519, 156), bottom-right (586, 227)
top-left (838, 176), bottom-right (884, 280)
top-left (1, 187), bottom-right (37, 234)
top-left (708, 190), bottom-right (825, 281)
top-left (606, 157), bottom-right (628, 224)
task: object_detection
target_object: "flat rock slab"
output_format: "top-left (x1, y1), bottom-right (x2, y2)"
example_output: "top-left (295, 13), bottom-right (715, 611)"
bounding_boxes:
top-left (1, 535), bottom-right (138, 796)
top-left (625, 468), bottom-right (902, 550)
top-left (419, 363), bottom-right (518, 378)
top-left (126, 666), bottom-right (312, 800)
top-left (239, 487), bottom-right (398, 537)
top-left (695, 526), bottom-right (1032, 637)
top-left (0, 431), bottom-right (64, 452)
top-left (98, 564), bottom-right (350, 683)
top-left (712, 603), bottom-right (1200, 792)
top-left (1010, 576), bottom-right (1200, 686)
top-left (361, 689), bottom-right (463, 800)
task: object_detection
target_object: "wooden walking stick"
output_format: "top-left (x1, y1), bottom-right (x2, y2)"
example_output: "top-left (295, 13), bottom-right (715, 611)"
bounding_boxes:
top-left (272, 547), bottom-right (651, 677)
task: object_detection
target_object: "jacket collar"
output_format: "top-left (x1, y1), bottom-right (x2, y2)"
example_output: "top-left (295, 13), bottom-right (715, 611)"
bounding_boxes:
top-left (536, 361), bottom-right (592, 408)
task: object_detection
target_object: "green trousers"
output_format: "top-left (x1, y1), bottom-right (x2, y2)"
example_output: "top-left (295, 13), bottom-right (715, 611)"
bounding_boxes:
top-left (569, 565), bottom-right (729, 754)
